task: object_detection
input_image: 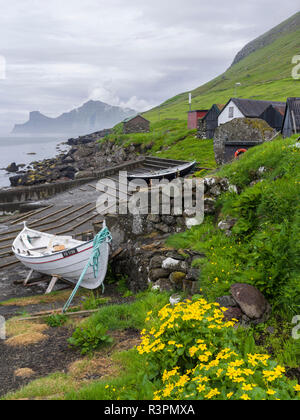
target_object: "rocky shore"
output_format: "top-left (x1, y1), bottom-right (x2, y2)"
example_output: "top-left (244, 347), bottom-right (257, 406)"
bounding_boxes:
top-left (6, 129), bottom-right (151, 188)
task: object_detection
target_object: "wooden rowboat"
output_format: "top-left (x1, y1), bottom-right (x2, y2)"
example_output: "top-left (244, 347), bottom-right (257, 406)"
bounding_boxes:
top-left (127, 161), bottom-right (197, 181)
top-left (12, 222), bottom-right (110, 290)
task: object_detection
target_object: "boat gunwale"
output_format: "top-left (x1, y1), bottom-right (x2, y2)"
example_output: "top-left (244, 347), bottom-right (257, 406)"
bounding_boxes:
top-left (12, 225), bottom-right (94, 261)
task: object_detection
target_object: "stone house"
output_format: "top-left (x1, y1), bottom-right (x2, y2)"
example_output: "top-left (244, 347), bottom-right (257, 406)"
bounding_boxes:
top-left (282, 97), bottom-right (300, 138)
top-left (214, 118), bottom-right (276, 165)
top-left (123, 115), bottom-right (150, 134)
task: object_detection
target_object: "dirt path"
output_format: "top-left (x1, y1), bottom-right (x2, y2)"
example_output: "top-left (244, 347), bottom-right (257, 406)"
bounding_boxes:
top-left (0, 326), bottom-right (81, 397)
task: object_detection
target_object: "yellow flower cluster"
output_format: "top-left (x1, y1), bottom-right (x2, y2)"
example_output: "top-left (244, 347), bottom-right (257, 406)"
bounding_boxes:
top-left (135, 298), bottom-right (299, 401)
top-left (262, 365), bottom-right (286, 382)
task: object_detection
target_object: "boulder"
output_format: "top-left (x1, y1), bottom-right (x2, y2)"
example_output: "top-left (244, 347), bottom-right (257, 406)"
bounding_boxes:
top-left (230, 283), bottom-right (269, 320)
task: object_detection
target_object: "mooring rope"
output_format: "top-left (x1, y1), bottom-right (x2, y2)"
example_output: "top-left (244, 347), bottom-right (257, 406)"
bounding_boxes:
top-left (62, 223), bottom-right (112, 313)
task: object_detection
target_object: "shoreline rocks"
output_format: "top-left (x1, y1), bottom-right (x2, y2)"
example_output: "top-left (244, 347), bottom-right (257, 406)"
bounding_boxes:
top-left (7, 130), bottom-right (142, 188)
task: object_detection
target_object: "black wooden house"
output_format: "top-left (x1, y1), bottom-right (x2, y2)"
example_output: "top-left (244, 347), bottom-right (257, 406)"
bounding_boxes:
top-left (197, 104), bottom-right (224, 139)
top-left (282, 97), bottom-right (300, 138)
top-left (259, 104), bottom-right (286, 131)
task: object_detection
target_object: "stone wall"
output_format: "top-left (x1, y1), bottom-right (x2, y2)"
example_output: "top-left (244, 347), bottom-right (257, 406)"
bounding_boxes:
top-left (99, 175), bottom-right (237, 293)
top-left (213, 118), bottom-right (276, 165)
top-left (197, 119), bottom-right (207, 139)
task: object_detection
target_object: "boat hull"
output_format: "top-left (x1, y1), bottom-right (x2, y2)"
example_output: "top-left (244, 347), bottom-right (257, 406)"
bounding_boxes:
top-left (13, 240), bottom-right (110, 290)
top-left (127, 161), bottom-right (196, 181)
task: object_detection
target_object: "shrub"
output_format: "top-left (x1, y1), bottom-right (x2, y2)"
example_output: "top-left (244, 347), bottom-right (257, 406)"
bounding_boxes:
top-left (68, 324), bottom-right (113, 355)
top-left (137, 297), bottom-right (300, 400)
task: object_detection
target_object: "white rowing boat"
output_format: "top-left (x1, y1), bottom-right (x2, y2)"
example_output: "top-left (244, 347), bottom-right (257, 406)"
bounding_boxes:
top-left (12, 222), bottom-right (111, 290)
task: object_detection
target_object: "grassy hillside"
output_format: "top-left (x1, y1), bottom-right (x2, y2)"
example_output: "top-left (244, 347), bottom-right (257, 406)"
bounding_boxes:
top-left (143, 12), bottom-right (300, 122)
top-left (105, 119), bottom-right (217, 171)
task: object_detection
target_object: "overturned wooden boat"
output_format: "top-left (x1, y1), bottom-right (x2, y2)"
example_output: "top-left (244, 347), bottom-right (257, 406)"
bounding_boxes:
top-left (127, 161), bottom-right (197, 181)
top-left (12, 222), bottom-right (111, 290)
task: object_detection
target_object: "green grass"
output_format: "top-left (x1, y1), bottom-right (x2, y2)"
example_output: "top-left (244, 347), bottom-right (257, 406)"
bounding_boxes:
top-left (166, 135), bottom-right (300, 315)
top-left (78, 290), bottom-right (169, 333)
top-left (100, 119), bottom-right (216, 170)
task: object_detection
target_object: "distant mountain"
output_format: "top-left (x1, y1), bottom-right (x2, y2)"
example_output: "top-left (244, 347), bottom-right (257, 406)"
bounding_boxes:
top-left (12, 100), bottom-right (136, 135)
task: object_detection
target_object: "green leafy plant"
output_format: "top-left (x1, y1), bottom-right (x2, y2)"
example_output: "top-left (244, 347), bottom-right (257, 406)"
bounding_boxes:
top-left (44, 314), bottom-right (68, 328)
top-left (136, 297), bottom-right (300, 400)
top-left (68, 324), bottom-right (113, 355)
top-left (81, 293), bottom-right (109, 310)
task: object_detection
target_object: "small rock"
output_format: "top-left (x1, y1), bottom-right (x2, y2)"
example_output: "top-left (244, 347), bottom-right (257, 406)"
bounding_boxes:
top-left (161, 215), bottom-right (176, 226)
top-left (223, 306), bottom-right (243, 321)
top-left (170, 294), bottom-right (182, 306)
top-left (186, 268), bottom-right (200, 281)
top-left (169, 271), bottom-right (186, 288)
top-left (162, 258), bottom-right (188, 273)
top-left (6, 162), bottom-right (19, 173)
top-left (156, 223), bottom-right (171, 233)
top-left (209, 185), bottom-right (222, 197)
top-left (218, 218), bottom-right (236, 231)
top-left (156, 278), bottom-right (173, 292)
top-left (185, 215), bottom-right (203, 229)
top-left (149, 255), bottom-right (165, 269)
top-left (147, 214), bottom-right (161, 224)
top-left (149, 268), bottom-right (170, 282)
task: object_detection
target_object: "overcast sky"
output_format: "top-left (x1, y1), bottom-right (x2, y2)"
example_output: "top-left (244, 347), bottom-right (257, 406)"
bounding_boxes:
top-left (0, 0), bottom-right (299, 134)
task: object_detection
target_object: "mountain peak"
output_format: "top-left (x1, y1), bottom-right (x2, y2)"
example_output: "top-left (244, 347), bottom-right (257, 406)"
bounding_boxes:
top-left (231, 11), bottom-right (300, 67)
top-left (12, 100), bottom-right (136, 136)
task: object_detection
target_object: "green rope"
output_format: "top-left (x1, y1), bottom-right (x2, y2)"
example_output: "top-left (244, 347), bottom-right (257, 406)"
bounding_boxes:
top-left (62, 225), bottom-right (112, 313)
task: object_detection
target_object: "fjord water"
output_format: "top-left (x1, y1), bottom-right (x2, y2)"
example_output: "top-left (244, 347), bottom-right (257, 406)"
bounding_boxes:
top-left (0, 136), bottom-right (69, 188)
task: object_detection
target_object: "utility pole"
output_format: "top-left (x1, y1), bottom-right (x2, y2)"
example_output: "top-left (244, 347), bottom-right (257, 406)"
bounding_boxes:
top-left (235, 82), bottom-right (241, 97)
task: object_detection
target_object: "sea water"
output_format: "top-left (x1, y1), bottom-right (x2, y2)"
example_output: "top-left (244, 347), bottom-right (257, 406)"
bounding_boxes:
top-left (0, 136), bottom-right (70, 188)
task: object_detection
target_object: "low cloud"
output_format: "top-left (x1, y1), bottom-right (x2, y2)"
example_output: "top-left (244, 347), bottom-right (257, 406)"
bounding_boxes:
top-left (0, 0), bottom-right (299, 133)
